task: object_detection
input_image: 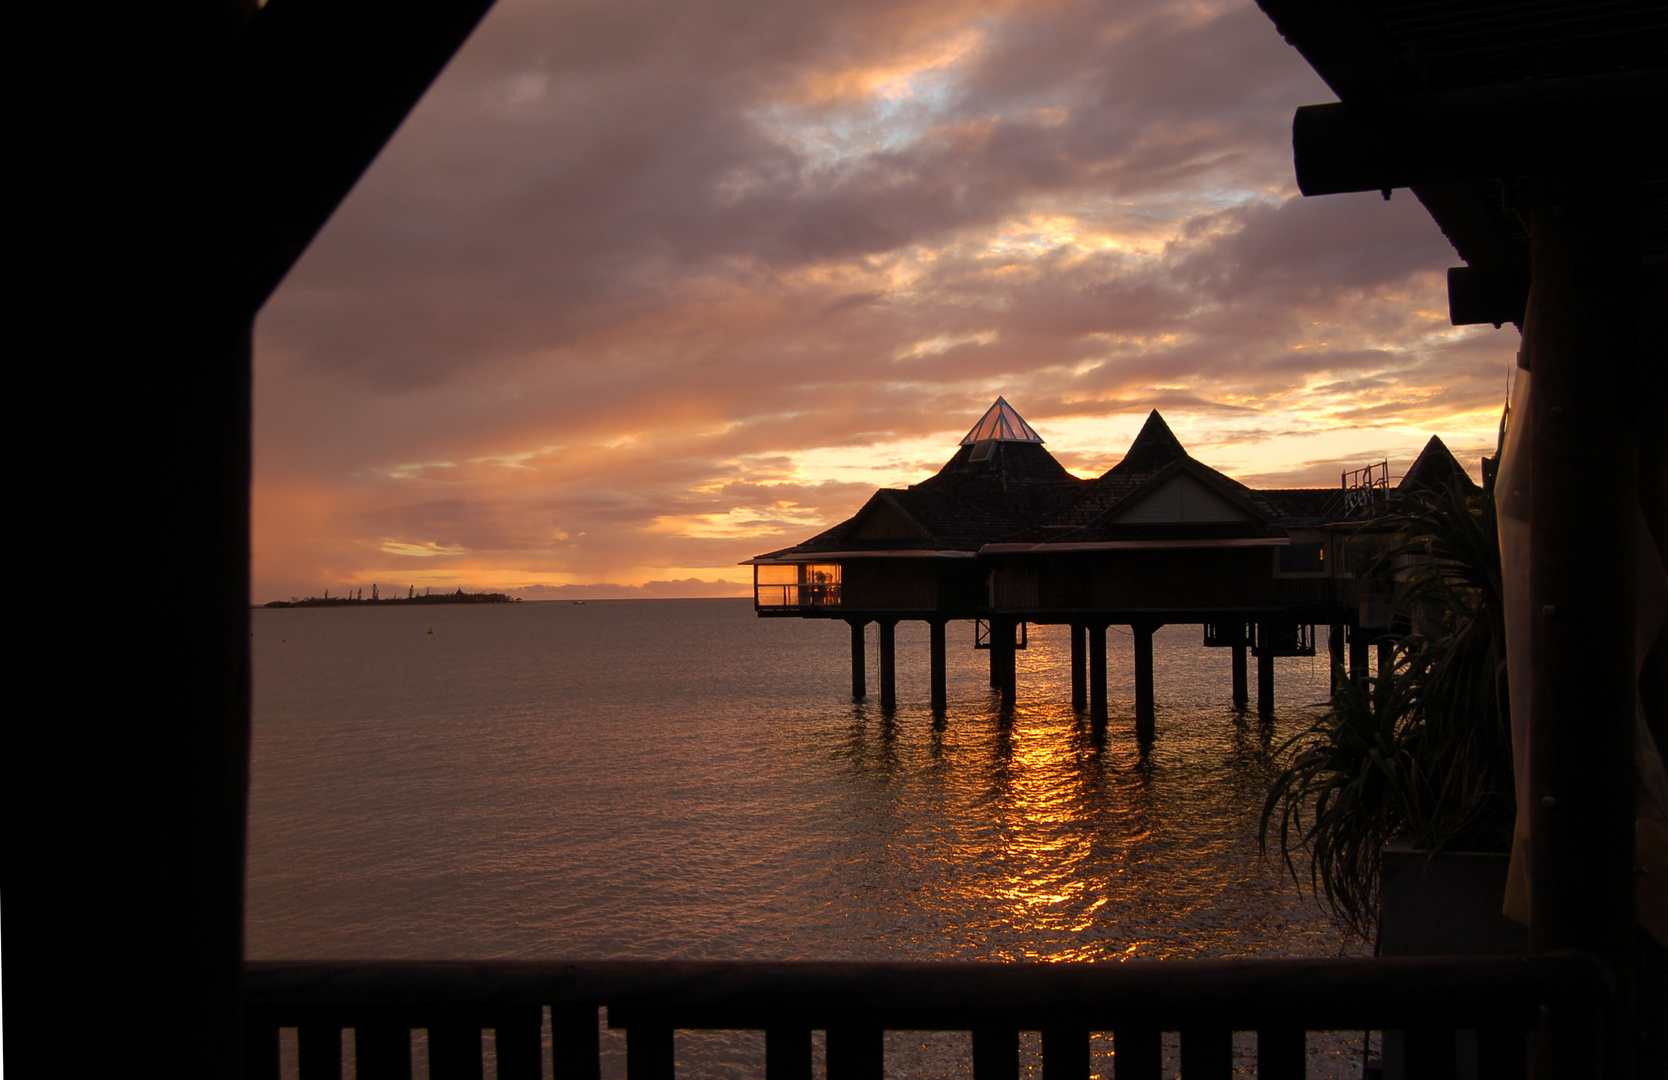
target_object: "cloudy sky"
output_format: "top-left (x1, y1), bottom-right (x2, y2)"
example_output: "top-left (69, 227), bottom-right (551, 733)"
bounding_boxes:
top-left (252, 0), bottom-right (1517, 603)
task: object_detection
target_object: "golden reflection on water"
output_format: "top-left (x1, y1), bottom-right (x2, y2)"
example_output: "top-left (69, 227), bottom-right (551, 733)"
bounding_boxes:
top-left (819, 619), bottom-right (1336, 963)
top-left (250, 601), bottom-right (1349, 966)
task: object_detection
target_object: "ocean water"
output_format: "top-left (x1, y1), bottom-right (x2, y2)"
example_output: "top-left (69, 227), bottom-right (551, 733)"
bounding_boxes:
top-left (248, 598), bottom-right (1368, 1077)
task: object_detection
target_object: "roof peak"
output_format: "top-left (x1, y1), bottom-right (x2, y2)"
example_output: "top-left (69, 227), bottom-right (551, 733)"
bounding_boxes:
top-left (1399, 434), bottom-right (1477, 493)
top-left (1113, 409), bottom-right (1188, 473)
top-left (960, 397), bottom-right (1044, 445)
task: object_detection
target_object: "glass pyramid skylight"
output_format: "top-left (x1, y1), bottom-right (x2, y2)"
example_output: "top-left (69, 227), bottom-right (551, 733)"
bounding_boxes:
top-left (960, 397), bottom-right (1044, 445)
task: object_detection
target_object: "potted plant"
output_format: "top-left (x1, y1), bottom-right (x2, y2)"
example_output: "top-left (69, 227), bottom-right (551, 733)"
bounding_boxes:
top-left (1259, 477), bottom-right (1522, 952)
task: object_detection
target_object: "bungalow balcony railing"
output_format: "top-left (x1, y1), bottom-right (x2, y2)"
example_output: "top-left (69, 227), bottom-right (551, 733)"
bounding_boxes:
top-left (756, 583), bottom-right (843, 608)
top-left (245, 954), bottom-right (1610, 1080)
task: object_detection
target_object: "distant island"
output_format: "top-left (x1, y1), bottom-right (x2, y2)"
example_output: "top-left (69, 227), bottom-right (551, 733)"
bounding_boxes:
top-left (264, 586), bottom-right (516, 608)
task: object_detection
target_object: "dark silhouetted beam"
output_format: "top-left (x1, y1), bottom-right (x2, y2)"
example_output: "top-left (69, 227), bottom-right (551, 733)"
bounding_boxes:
top-left (1292, 71), bottom-right (1668, 198)
top-left (1447, 265), bottom-right (1529, 328)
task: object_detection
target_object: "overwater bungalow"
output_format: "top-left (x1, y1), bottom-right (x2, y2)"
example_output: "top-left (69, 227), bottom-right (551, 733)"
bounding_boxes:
top-left (749, 398), bottom-right (1478, 726)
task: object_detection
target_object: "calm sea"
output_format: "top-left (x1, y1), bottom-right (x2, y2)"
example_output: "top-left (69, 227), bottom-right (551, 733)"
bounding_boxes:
top-left (248, 598), bottom-right (1366, 1077)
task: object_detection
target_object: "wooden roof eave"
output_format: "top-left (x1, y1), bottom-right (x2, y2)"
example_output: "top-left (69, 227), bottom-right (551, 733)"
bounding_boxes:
top-left (742, 550), bottom-right (979, 565)
top-left (980, 537), bottom-right (1291, 555)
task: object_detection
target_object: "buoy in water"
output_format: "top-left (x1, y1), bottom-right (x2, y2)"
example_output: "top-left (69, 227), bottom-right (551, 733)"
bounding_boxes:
top-left (427, 627), bottom-right (434, 634)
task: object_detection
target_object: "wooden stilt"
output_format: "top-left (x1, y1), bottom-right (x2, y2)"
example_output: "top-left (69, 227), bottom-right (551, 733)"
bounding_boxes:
top-left (1329, 624), bottom-right (1345, 695)
top-left (1133, 621), bottom-right (1157, 741)
top-left (1525, 175), bottom-right (1639, 1077)
top-left (849, 619), bottom-right (867, 699)
top-left (1349, 625), bottom-right (1369, 683)
top-left (1256, 624), bottom-right (1275, 717)
top-left (929, 620), bottom-right (947, 714)
top-left (878, 620), bottom-right (896, 712)
top-left (1089, 623), bottom-right (1108, 727)
top-left (997, 618), bottom-right (1016, 708)
top-left (1231, 643), bottom-right (1248, 708)
top-left (1071, 623), bottom-right (1087, 712)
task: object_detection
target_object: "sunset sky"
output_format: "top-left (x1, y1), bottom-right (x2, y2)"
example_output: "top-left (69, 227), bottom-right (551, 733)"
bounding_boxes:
top-left (252, 0), bottom-right (1518, 603)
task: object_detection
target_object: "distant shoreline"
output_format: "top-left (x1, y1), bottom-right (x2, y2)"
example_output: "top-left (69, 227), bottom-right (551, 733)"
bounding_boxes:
top-left (257, 593), bottom-right (756, 608)
top-left (263, 589), bottom-right (515, 608)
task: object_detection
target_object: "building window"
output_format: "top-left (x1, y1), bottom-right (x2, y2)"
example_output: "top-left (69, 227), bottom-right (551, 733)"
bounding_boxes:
top-left (755, 564), bottom-right (842, 606)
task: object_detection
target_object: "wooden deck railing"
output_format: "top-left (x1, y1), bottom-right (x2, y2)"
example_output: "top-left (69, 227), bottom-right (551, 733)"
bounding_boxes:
top-left (245, 954), bottom-right (1610, 1080)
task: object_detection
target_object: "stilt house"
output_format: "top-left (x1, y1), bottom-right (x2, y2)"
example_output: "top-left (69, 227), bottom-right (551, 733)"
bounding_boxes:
top-left (750, 398), bottom-right (1476, 726)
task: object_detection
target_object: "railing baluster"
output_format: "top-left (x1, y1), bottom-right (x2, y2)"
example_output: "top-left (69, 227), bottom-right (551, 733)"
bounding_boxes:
top-left (357, 1024), bottom-right (414, 1080)
top-left (1178, 1027), bottom-right (1231, 1080)
top-left (1403, 1028), bottom-right (1457, 1080)
top-left (826, 1026), bottom-right (883, 1080)
top-left (1255, 1028), bottom-right (1306, 1080)
top-left (299, 1024), bottom-right (343, 1080)
top-left (972, 1028), bottom-right (1019, 1080)
top-left (766, 1027), bottom-right (813, 1080)
top-left (552, 1007), bottom-right (602, 1080)
top-left (245, 1016), bottom-right (282, 1080)
top-left (430, 1022), bottom-right (484, 1080)
top-left (496, 1007), bottom-right (545, 1080)
top-left (1041, 1028), bottom-right (1089, 1080)
top-left (1113, 1027), bottom-right (1161, 1080)
top-left (1475, 1025), bottom-right (1528, 1080)
top-left (626, 1024), bottom-right (675, 1080)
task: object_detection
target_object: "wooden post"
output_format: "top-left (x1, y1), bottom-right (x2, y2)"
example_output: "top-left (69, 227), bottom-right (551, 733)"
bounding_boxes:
top-left (766, 1028), bottom-right (812, 1080)
top-left (972, 1029), bottom-right (1018, 1080)
top-left (1089, 623), bottom-right (1109, 727)
top-left (1133, 621), bottom-right (1158, 741)
top-left (1349, 625), bottom-right (1370, 683)
top-left (878, 620), bottom-right (897, 712)
top-left (849, 619), bottom-right (867, 699)
top-left (626, 1026), bottom-right (674, 1080)
top-left (1071, 623), bottom-right (1087, 712)
top-left (929, 620), bottom-right (947, 714)
top-left (826, 1027), bottom-right (883, 1080)
top-left (1231, 643), bottom-right (1249, 708)
top-left (1256, 625), bottom-right (1275, 718)
top-left (1041, 1029), bottom-right (1090, 1080)
top-left (1329, 624), bottom-right (1345, 695)
top-left (1525, 175), bottom-right (1639, 1079)
top-left (551, 1007), bottom-right (602, 1080)
top-left (430, 1024), bottom-right (484, 1080)
top-left (997, 618), bottom-right (1017, 708)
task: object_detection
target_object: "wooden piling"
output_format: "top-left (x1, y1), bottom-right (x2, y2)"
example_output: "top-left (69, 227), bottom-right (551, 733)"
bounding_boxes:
top-left (929, 620), bottom-right (947, 714)
top-left (1231, 644), bottom-right (1248, 709)
top-left (1348, 625), bottom-right (1369, 683)
top-left (1256, 625), bottom-right (1275, 717)
top-left (996, 618), bottom-right (1016, 708)
top-left (1329, 624), bottom-right (1345, 695)
top-left (1071, 623), bottom-right (1087, 713)
top-left (1089, 623), bottom-right (1108, 727)
top-left (849, 619), bottom-right (867, 699)
top-left (878, 620), bottom-right (897, 712)
top-left (1133, 622), bottom-right (1158, 741)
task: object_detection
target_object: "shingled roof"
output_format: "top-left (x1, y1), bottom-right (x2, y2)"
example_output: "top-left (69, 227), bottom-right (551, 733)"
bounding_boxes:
top-left (1397, 435), bottom-right (1480, 495)
top-left (752, 399), bottom-right (1084, 557)
top-left (753, 403), bottom-right (1447, 560)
